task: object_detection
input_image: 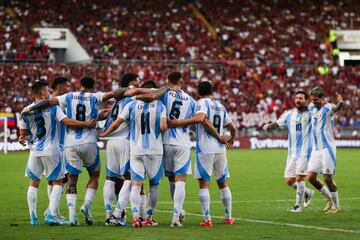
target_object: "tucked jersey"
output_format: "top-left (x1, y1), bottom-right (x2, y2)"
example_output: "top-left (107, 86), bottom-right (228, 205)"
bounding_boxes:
top-left (195, 98), bottom-right (232, 154)
top-left (159, 90), bottom-right (196, 148)
top-left (119, 100), bottom-right (166, 155)
top-left (309, 103), bottom-right (336, 152)
top-left (276, 108), bottom-right (312, 158)
top-left (102, 97), bottom-right (134, 140)
top-left (20, 103), bottom-right (67, 156)
top-left (57, 92), bottom-right (104, 147)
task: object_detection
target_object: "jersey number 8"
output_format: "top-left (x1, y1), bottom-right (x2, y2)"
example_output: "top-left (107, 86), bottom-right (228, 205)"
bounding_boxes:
top-left (76, 104), bottom-right (86, 121)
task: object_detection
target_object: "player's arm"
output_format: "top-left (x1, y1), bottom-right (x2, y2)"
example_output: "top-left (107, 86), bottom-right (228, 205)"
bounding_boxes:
top-left (263, 122), bottom-right (280, 130)
top-left (18, 129), bottom-right (29, 146)
top-left (98, 117), bottom-right (125, 137)
top-left (225, 122), bottom-right (237, 148)
top-left (331, 92), bottom-right (343, 114)
top-left (160, 117), bottom-right (167, 133)
top-left (124, 87), bottom-right (153, 97)
top-left (61, 118), bottom-right (96, 129)
top-left (20, 98), bottom-right (59, 118)
top-left (167, 112), bottom-right (205, 127)
top-left (135, 85), bottom-right (169, 102)
top-left (97, 108), bottom-right (111, 121)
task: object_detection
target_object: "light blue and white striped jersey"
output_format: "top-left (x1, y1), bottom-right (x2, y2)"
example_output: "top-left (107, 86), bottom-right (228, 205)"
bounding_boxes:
top-left (309, 103), bottom-right (336, 151)
top-left (20, 103), bottom-right (67, 156)
top-left (50, 95), bottom-right (66, 151)
top-left (102, 97), bottom-right (134, 140)
top-left (119, 100), bottom-right (167, 155)
top-left (195, 98), bottom-right (232, 154)
top-left (159, 90), bottom-right (196, 148)
top-left (57, 92), bottom-right (103, 147)
top-left (276, 108), bottom-right (312, 158)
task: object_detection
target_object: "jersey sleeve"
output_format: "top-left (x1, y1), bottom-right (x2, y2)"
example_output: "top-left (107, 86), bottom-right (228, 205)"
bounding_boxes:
top-left (19, 116), bottom-right (29, 130)
top-left (119, 102), bottom-right (131, 121)
top-left (196, 99), bottom-right (208, 116)
top-left (55, 106), bottom-right (67, 122)
top-left (56, 93), bottom-right (68, 108)
top-left (276, 110), bottom-right (290, 128)
top-left (93, 92), bottom-right (105, 103)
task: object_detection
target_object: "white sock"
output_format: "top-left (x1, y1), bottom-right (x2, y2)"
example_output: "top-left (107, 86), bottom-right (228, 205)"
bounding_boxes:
top-left (49, 185), bottom-right (62, 216)
top-left (140, 194), bottom-right (147, 219)
top-left (130, 185), bottom-right (141, 218)
top-left (169, 181), bottom-right (175, 200)
top-left (47, 184), bottom-right (53, 201)
top-left (320, 185), bottom-right (332, 201)
top-left (27, 186), bottom-right (38, 219)
top-left (331, 191), bottom-right (340, 208)
top-left (84, 188), bottom-right (97, 207)
top-left (147, 185), bottom-right (159, 219)
top-left (103, 180), bottom-right (115, 219)
top-left (173, 181), bottom-right (185, 217)
top-left (290, 182), bottom-right (297, 190)
top-left (199, 188), bottom-right (211, 221)
top-left (304, 186), bottom-right (312, 196)
top-left (114, 180), bottom-right (131, 218)
top-left (66, 193), bottom-right (77, 219)
top-left (220, 187), bottom-right (232, 218)
top-left (295, 181), bottom-right (305, 207)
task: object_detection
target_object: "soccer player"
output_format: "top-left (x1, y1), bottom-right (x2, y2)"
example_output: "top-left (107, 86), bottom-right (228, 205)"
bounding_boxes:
top-left (307, 87), bottom-right (343, 213)
top-left (19, 81), bottom-right (96, 225)
top-left (169, 81), bottom-right (236, 226)
top-left (99, 83), bottom-right (168, 228)
top-left (263, 91), bottom-right (315, 212)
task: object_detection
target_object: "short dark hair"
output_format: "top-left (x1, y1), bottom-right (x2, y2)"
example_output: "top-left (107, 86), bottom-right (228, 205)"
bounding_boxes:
top-left (310, 87), bottom-right (325, 98)
top-left (198, 81), bottom-right (213, 96)
top-left (120, 73), bottom-right (139, 87)
top-left (141, 80), bottom-right (157, 89)
top-left (80, 76), bottom-right (95, 89)
top-left (167, 71), bottom-right (182, 84)
top-left (51, 77), bottom-right (69, 90)
top-left (31, 81), bottom-right (48, 96)
top-left (295, 90), bottom-right (309, 100)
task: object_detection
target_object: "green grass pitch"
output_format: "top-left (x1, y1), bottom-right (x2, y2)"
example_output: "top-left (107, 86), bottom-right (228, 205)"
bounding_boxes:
top-left (0, 149), bottom-right (359, 240)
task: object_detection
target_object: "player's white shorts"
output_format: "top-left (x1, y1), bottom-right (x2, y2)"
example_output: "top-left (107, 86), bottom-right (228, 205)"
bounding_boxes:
top-left (64, 142), bottom-right (100, 174)
top-left (164, 144), bottom-right (192, 177)
top-left (106, 139), bottom-right (130, 177)
top-left (194, 152), bottom-right (229, 182)
top-left (308, 148), bottom-right (336, 175)
top-left (25, 153), bottom-right (64, 181)
top-left (284, 156), bottom-right (309, 178)
top-left (130, 155), bottom-right (163, 185)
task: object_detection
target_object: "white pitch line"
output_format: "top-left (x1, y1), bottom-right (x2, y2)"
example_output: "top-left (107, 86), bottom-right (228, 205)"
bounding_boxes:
top-left (157, 197), bottom-right (360, 205)
top-left (156, 210), bottom-right (360, 234)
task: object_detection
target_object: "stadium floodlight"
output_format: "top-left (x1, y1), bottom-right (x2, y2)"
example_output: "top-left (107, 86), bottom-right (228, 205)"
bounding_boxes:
top-left (0, 112), bottom-right (13, 154)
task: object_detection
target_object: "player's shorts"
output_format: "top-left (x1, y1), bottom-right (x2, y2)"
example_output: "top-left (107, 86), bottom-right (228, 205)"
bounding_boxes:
top-left (25, 153), bottom-right (64, 181)
top-left (60, 150), bottom-right (68, 175)
top-left (164, 144), bottom-right (192, 177)
top-left (194, 152), bottom-right (230, 182)
top-left (284, 156), bottom-right (309, 178)
top-left (106, 139), bottom-right (130, 178)
top-left (130, 155), bottom-right (163, 185)
top-left (308, 148), bottom-right (336, 175)
top-left (64, 142), bottom-right (100, 174)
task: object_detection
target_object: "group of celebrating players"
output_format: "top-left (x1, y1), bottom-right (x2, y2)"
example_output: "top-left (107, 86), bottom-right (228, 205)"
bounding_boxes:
top-left (19, 71), bottom-right (236, 227)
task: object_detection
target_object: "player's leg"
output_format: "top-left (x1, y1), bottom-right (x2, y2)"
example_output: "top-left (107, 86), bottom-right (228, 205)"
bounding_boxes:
top-left (139, 184), bottom-right (146, 221)
top-left (194, 153), bottom-right (214, 226)
top-left (164, 144), bottom-right (176, 200)
top-left (292, 157), bottom-right (314, 211)
top-left (25, 155), bottom-right (43, 225)
top-left (322, 147), bottom-right (340, 212)
top-left (144, 154), bottom-right (163, 226)
top-left (103, 176), bottom-right (117, 224)
top-left (129, 155), bottom-right (146, 227)
top-left (214, 153), bottom-right (233, 224)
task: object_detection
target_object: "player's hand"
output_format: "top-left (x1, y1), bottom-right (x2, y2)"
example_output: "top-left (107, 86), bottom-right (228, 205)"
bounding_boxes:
top-left (335, 92), bottom-right (343, 103)
top-left (86, 118), bottom-right (97, 128)
top-left (167, 118), bottom-right (179, 127)
top-left (98, 129), bottom-right (106, 137)
top-left (18, 137), bottom-right (26, 146)
top-left (263, 123), bottom-right (270, 130)
top-left (226, 136), bottom-right (235, 148)
top-left (220, 135), bottom-right (228, 144)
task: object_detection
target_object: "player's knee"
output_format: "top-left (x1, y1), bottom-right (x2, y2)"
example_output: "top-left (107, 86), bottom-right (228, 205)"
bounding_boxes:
top-left (106, 176), bottom-right (117, 182)
top-left (285, 178), bottom-right (295, 186)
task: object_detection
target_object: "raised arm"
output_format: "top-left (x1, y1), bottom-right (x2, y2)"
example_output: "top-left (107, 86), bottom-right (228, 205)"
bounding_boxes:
top-left (135, 85), bottom-right (169, 102)
top-left (20, 98), bottom-right (59, 118)
top-left (124, 88), bottom-right (153, 97)
top-left (98, 117), bottom-right (125, 137)
top-left (263, 122), bottom-right (280, 130)
top-left (61, 118), bottom-right (96, 129)
top-left (331, 92), bottom-right (343, 113)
